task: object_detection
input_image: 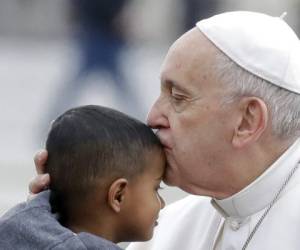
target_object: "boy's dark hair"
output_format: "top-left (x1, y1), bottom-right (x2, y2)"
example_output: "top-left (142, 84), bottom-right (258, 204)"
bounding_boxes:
top-left (45, 105), bottom-right (162, 223)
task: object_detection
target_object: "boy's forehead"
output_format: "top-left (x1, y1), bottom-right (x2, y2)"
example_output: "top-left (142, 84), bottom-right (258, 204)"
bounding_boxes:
top-left (144, 149), bottom-right (166, 177)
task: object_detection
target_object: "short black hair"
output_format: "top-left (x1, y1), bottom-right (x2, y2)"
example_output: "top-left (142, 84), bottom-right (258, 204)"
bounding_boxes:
top-left (45, 105), bottom-right (163, 222)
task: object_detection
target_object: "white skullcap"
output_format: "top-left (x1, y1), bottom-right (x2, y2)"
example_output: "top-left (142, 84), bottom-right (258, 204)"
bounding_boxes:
top-left (196, 11), bottom-right (300, 94)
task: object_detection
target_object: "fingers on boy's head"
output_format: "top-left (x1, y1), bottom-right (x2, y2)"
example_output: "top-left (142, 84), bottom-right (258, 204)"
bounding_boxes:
top-left (34, 149), bottom-right (48, 174)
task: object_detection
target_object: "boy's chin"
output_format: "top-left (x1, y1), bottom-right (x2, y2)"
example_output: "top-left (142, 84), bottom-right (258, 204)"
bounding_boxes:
top-left (122, 224), bottom-right (156, 242)
top-left (132, 231), bottom-right (154, 242)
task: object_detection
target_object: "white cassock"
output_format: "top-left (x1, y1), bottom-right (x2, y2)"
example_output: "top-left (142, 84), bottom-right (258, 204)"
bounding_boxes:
top-left (127, 138), bottom-right (300, 250)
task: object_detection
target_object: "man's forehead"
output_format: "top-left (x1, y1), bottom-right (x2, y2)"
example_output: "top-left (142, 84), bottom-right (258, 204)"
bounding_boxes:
top-left (160, 31), bottom-right (199, 76)
top-left (159, 29), bottom-right (218, 89)
top-left (162, 28), bottom-right (217, 68)
top-left (168, 28), bottom-right (203, 54)
top-left (179, 27), bottom-right (202, 43)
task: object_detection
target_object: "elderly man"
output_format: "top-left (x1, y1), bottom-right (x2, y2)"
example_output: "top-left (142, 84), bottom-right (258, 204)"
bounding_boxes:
top-left (31, 11), bottom-right (300, 249)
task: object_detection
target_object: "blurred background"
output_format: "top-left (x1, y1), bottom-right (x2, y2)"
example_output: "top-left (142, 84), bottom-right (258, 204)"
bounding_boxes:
top-left (0, 0), bottom-right (299, 242)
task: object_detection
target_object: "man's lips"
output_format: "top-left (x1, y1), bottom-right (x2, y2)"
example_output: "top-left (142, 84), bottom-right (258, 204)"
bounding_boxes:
top-left (163, 145), bottom-right (172, 153)
top-left (156, 132), bottom-right (172, 149)
top-left (161, 142), bottom-right (171, 149)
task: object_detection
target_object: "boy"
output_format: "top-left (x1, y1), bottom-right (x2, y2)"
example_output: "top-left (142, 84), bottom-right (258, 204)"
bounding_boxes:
top-left (0, 105), bottom-right (165, 249)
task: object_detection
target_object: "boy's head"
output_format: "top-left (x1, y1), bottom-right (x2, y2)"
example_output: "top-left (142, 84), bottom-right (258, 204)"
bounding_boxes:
top-left (45, 105), bottom-right (165, 242)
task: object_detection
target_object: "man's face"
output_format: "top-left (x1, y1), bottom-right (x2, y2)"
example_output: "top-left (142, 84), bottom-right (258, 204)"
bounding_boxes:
top-left (147, 28), bottom-right (236, 198)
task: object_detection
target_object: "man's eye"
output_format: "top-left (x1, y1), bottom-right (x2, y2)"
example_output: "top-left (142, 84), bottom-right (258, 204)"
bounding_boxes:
top-left (170, 93), bottom-right (186, 104)
top-left (170, 94), bottom-right (187, 112)
top-left (172, 94), bottom-right (184, 101)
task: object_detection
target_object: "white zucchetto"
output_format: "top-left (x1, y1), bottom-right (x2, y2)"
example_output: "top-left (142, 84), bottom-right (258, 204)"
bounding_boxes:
top-left (196, 11), bottom-right (300, 94)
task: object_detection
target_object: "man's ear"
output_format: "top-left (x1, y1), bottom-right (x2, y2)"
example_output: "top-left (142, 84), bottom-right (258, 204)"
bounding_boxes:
top-left (107, 178), bottom-right (128, 213)
top-left (232, 97), bottom-right (268, 148)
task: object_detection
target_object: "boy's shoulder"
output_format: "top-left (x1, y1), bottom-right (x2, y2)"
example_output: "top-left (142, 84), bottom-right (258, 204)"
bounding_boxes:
top-left (0, 191), bottom-right (73, 249)
top-left (77, 232), bottom-right (123, 250)
top-left (0, 191), bottom-right (122, 250)
top-left (0, 190), bottom-right (52, 222)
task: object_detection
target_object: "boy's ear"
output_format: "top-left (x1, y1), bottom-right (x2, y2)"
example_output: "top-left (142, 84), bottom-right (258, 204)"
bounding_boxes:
top-left (232, 97), bottom-right (268, 148)
top-left (107, 178), bottom-right (128, 213)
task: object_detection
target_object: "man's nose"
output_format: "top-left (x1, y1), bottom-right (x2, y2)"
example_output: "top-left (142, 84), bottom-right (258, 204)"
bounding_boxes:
top-left (147, 96), bottom-right (170, 129)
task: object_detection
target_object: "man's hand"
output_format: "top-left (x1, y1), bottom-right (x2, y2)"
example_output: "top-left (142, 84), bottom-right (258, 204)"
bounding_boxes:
top-left (28, 150), bottom-right (50, 198)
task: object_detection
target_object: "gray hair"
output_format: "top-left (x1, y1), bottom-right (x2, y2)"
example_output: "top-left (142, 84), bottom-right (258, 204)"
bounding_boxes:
top-left (214, 51), bottom-right (300, 139)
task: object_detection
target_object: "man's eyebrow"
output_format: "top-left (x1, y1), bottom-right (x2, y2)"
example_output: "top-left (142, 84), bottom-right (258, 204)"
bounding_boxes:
top-left (161, 78), bottom-right (190, 93)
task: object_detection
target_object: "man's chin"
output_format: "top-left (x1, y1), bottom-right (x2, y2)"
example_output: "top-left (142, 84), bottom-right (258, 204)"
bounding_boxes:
top-left (162, 170), bottom-right (179, 187)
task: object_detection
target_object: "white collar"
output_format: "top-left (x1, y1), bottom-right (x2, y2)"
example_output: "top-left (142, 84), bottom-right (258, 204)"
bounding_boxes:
top-left (212, 138), bottom-right (300, 218)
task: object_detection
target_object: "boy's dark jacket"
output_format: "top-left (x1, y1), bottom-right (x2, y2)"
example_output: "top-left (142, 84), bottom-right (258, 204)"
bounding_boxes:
top-left (0, 191), bottom-right (122, 250)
